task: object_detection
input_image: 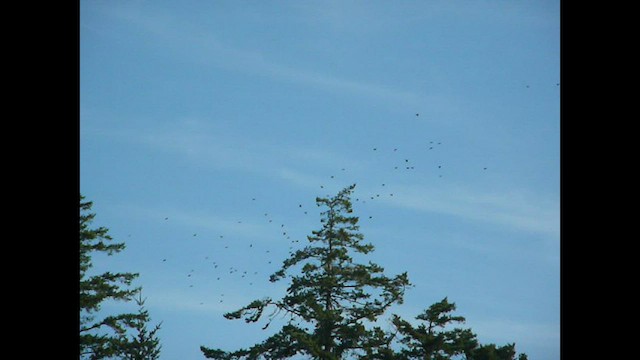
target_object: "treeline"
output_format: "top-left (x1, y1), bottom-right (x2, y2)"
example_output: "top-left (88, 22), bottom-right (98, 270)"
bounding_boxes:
top-left (80, 186), bottom-right (527, 360)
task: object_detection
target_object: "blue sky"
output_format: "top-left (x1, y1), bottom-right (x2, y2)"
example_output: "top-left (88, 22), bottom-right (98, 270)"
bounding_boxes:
top-left (80, 1), bottom-right (560, 359)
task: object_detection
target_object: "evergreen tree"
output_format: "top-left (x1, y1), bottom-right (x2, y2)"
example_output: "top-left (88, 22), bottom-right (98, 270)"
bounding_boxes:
top-left (391, 298), bottom-right (527, 360)
top-left (391, 298), bottom-right (478, 360)
top-left (79, 195), bottom-right (155, 359)
top-left (201, 184), bottom-right (411, 360)
top-left (115, 291), bottom-right (163, 360)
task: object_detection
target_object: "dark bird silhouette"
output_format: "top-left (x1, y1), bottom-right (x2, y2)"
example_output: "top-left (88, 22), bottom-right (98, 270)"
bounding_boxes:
top-left (416, 113), bottom-right (419, 116)
top-left (162, 259), bottom-right (166, 262)
top-left (483, 167), bottom-right (488, 170)
top-left (193, 233), bottom-right (197, 237)
top-left (164, 217), bottom-right (168, 220)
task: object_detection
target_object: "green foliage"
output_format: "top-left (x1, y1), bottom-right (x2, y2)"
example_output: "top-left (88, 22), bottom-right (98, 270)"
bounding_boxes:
top-left (201, 184), bottom-right (411, 360)
top-left (392, 298), bottom-right (477, 360)
top-left (79, 195), bottom-right (161, 360)
top-left (115, 292), bottom-right (163, 360)
top-left (390, 299), bottom-right (527, 360)
top-left (468, 343), bottom-right (516, 360)
top-left (199, 186), bottom-right (527, 360)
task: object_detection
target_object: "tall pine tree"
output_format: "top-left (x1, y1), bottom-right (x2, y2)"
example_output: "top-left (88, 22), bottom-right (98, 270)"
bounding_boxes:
top-left (114, 291), bottom-right (163, 360)
top-left (201, 184), bottom-right (411, 360)
top-left (391, 298), bottom-right (528, 360)
top-left (79, 195), bottom-right (161, 359)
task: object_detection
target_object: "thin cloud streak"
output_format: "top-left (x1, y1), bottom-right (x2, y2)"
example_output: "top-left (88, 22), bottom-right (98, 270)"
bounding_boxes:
top-left (376, 183), bottom-right (559, 237)
top-left (99, 122), bottom-right (558, 238)
top-left (89, 118), bottom-right (365, 192)
top-left (111, 202), bottom-right (275, 241)
top-left (103, 4), bottom-right (434, 108)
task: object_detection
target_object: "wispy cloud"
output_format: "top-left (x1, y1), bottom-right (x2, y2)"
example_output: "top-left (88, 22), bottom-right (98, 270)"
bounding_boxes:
top-left (94, 118), bottom-right (558, 239)
top-left (368, 183), bottom-right (559, 237)
top-left (111, 201), bottom-right (274, 241)
top-left (98, 3), bottom-right (432, 108)
top-left (88, 117), bottom-right (364, 192)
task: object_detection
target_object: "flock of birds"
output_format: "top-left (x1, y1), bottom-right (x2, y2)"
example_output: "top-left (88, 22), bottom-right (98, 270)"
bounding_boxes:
top-left (149, 81), bottom-right (558, 308)
top-left (148, 112), bottom-right (484, 308)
